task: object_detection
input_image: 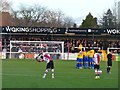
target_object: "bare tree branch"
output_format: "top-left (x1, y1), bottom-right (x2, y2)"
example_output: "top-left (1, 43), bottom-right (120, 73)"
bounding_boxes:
top-left (0, 0), bottom-right (12, 12)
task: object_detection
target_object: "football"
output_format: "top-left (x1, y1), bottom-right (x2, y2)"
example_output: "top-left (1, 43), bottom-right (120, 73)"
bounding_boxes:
top-left (19, 53), bottom-right (25, 59)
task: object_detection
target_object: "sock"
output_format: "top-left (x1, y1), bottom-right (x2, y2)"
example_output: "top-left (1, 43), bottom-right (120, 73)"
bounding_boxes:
top-left (43, 69), bottom-right (48, 78)
top-left (52, 69), bottom-right (54, 78)
top-left (84, 63), bottom-right (86, 68)
top-left (79, 63), bottom-right (82, 68)
top-left (76, 63), bottom-right (79, 68)
top-left (91, 63), bottom-right (94, 68)
top-left (78, 63), bottom-right (81, 68)
top-left (90, 63), bottom-right (94, 68)
top-left (97, 74), bottom-right (100, 76)
top-left (43, 73), bottom-right (46, 77)
top-left (86, 62), bottom-right (88, 68)
top-left (107, 67), bottom-right (110, 73)
top-left (109, 68), bottom-right (111, 72)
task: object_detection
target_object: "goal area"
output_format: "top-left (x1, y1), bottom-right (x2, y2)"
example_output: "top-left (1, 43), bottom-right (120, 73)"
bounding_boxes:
top-left (9, 41), bottom-right (64, 59)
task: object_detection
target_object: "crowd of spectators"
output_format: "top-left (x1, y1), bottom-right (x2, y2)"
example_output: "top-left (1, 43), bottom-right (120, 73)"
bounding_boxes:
top-left (1, 36), bottom-right (120, 54)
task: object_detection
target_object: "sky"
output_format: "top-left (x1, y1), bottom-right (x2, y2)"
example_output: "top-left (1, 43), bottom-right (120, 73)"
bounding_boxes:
top-left (9, 0), bottom-right (120, 25)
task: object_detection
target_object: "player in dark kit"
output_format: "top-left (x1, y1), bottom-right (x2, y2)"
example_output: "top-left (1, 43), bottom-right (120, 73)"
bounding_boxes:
top-left (107, 51), bottom-right (112, 74)
top-left (36, 53), bottom-right (54, 78)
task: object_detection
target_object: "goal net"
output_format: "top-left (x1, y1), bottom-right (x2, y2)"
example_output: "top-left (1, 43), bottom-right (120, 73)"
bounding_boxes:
top-left (10, 41), bottom-right (64, 59)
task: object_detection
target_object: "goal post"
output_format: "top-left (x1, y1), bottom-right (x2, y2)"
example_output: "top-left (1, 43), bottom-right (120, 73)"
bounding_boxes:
top-left (10, 41), bottom-right (64, 59)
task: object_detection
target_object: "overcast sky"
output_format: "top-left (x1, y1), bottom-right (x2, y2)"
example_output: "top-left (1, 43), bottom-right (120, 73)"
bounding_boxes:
top-left (9, 0), bottom-right (120, 25)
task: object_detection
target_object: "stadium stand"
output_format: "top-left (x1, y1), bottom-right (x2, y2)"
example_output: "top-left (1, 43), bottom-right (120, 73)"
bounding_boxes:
top-left (1, 26), bottom-right (120, 59)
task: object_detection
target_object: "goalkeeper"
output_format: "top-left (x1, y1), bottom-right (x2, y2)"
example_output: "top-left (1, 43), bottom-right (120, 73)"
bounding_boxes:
top-left (107, 51), bottom-right (112, 74)
top-left (36, 53), bottom-right (54, 79)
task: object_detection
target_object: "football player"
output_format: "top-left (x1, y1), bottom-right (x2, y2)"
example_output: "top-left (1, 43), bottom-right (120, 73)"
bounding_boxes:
top-left (83, 50), bottom-right (88, 68)
top-left (107, 51), bottom-right (112, 74)
top-left (76, 51), bottom-right (83, 69)
top-left (93, 51), bottom-right (101, 79)
top-left (36, 53), bottom-right (54, 78)
top-left (88, 50), bottom-right (94, 69)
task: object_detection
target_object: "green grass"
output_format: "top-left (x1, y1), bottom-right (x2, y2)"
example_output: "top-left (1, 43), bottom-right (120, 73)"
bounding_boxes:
top-left (2, 59), bottom-right (118, 88)
top-left (116, 55), bottom-right (120, 61)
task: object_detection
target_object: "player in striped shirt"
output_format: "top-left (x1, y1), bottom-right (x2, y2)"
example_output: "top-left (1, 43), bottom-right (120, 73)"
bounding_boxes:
top-left (93, 51), bottom-right (101, 79)
top-left (36, 53), bottom-right (54, 79)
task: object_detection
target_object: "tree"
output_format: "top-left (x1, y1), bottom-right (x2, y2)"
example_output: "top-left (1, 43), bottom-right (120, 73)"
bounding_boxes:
top-left (38, 9), bottom-right (75, 27)
top-left (11, 4), bottom-right (47, 26)
top-left (118, 22), bottom-right (120, 28)
top-left (101, 9), bottom-right (116, 28)
top-left (62, 16), bottom-right (75, 28)
top-left (43, 9), bottom-right (61, 27)
top-left (0, 0), bottom-right (11, 12)
top-left (80, 12), bottom-right (98, 28)
top-left (73, 23), bottom-right (77, 28)
top-left (11, 4), bottom-right (76, 27)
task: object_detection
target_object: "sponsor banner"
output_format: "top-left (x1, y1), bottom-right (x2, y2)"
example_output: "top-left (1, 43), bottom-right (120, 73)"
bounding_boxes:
top-left (2, 26), bottom-right (66, 34)
top-left (64, 53), bottom-right (77, 60)
top-left (106, 29), bottom-right (120, 35)
top-left (24, 53), bottom-right (34, 59)
top-left (0, 53), bottom-right (6, 59)
top-left (19, 53), bottom-right (35, 59)
top-left (67, 28), bottom-right (87, 34)
top-left (1, 26), bottom-right (120, 35)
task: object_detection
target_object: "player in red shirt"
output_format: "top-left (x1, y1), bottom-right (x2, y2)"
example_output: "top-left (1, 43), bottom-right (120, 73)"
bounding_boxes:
top-left (93, 51), bottom-right (101, 79)
top-left (36, 53), bottom-right (54, 78)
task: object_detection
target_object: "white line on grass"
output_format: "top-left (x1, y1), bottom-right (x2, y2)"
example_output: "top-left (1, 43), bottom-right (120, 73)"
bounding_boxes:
top-left (2, 71), bottom-right (118, 75)
top-left (2, 73), bottom-right (118, 80)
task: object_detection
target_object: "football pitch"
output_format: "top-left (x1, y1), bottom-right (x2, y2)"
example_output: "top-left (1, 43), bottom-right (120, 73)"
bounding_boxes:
top-left (2, 59), bottom-right (119, 88)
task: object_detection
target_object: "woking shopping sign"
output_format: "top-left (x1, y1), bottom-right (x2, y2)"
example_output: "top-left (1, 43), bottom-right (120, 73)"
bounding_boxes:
top-left (1, 26), bottom-right (120, 35)
top-left (106, 29), bottom-right (120, 34)
top-left (2, 26), bottom-right (65, 34)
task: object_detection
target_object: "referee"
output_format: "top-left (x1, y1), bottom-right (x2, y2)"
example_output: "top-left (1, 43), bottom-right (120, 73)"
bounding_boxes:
top-left (107, 51), bottom-right (112, 74)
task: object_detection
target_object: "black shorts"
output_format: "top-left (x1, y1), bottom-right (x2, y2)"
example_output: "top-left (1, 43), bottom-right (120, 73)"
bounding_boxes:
top-left (94, 64), bottom-right (100, 69)
top-left (46, 61), bottom-right (54, 69)
top-left (107, 61), bottom-right (112, 66)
